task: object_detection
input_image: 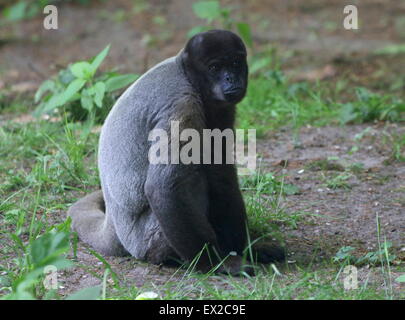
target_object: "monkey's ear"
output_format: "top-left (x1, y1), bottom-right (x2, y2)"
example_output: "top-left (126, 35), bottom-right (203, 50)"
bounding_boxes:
top-left (179, 49), bottom-right (194, 71)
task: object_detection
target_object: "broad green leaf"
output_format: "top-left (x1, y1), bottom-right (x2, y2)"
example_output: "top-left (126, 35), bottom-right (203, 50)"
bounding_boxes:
top-left (236, 23), bottom-right (253, 48)
top-left (25, 258), bottom-right (73, 281)
top-left (105, 74), bottom-right (139, 92)
top-left (37, 94), bottom-right (63, 115)
top-left (25, 2), bottom-right (41, 19)
top-left (333, 246), bottom-right (355, 261)
top-left (220, 8), bottom-right (231, 20)
top-left (69, 92), bottom-right (81, 103)
top-left (375, 44), bottom-right (405, 55)
top-left (30, 232), bottom-right (70, 266)
top-left (339, 103), bottom-right (357, 124)
top-left (283, 183), bottom-right (300, 195)
top-left (395, 275), bottom-right (405, 283)
top-left (24, 231), bottom-right (74, 281)
top-left (90, 45), bottom-right (111, 75)
top-left (3, 1), bottom-right (28, 22)
top-left (355, 87), bottom-right (373, 102)
top-left (59, 78), bottom-right (86, 104)
top-left (81, 89), bottom-right (94, 112)
top-left (70, 61), bottom-right (93, 79)
top-left (1, 278), bottom-right (37, 300)
top-left (87, 86), bottom-right (96, 96)
top-left (34, 80), bottom-right (55, 103)
top-left (58, 68), bottom-right (75, 84)
top-left (192, 1), bottom-right (221, 22)
top-left (41, 79), bottom-right (86, 114)
top-left (93, 82), bottom-right (106, 108)
top-left (66, 286), bottom-right (101, 300)
top-left (249, 57), bottom-right (271, 74)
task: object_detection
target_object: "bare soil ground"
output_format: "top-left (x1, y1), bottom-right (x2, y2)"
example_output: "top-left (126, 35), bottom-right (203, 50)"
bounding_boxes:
top-left (259, 123), bottom-right (404, 262)
top-left (1, 0), bottom-right (404, 90)
top-left (0, 0), bottom-right (404, 296)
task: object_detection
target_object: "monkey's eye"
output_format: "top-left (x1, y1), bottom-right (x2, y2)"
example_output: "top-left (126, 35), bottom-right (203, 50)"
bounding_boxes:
top-left (232, 60), bottom-right (241, 68)
top-left (209, 64), bottom-right (220, 72)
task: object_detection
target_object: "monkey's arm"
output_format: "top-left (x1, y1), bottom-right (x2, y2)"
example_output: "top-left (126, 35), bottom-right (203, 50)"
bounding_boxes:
top-left (144, 96), bottom-right (224, 270)
top-left (207, 165), bottom-right (285, 263)
top-left (206, 164), bottom-right (248, 255)
top-left (144, 163), bottom-right (221, 270)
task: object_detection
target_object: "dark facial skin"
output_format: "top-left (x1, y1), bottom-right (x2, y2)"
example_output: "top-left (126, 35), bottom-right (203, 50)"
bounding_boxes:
top-left (180, 30), bottom-right (248, 106)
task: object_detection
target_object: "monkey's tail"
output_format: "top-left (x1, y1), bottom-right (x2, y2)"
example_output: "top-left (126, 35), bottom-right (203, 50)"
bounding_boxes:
top-left (67, 190), bottom-right (128, 256)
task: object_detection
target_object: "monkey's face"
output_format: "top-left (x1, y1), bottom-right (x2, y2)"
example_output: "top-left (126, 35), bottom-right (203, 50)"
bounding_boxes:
top-left (205, 52), bottom-right (248, 104)
top-left (182, 30), bottom-right (248, 105)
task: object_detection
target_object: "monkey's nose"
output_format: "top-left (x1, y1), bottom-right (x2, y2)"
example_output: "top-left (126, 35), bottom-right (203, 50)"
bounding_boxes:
top-left (226, 76), bottom-right (235, 84)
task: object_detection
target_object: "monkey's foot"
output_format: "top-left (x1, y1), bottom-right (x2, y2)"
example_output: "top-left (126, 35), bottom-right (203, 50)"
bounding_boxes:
top-left (249, 242), bottom-right (286, 264)
top-left (217, 255), bottom-right (255, 276)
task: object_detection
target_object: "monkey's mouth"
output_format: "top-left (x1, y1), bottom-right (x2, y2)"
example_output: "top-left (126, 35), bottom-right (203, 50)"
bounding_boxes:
top-left (224, 88), bottom-right (244, 101)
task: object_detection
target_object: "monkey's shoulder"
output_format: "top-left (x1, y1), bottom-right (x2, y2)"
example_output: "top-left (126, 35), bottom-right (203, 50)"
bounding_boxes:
top-left (106, 55), bottom-right (199, 124)
top-left (128, 56), bottom-right (191, 101)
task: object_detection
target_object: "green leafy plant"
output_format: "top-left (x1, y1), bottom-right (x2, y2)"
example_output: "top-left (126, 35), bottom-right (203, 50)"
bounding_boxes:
top-left (65, 286), bottom-right (101, 300)
top-left (1, 220), bottom-right (74, 300)
top-left (386, 133), bottom-right (405, 162)
top-left (392, 134), bottom-right (405, 162)
top-left (333, 243), bottom-right (396, 267)
top-left (189, 1), bottom-right (284, 75)
top-left (2, 0), bottom-right (49, 23)
top-left (339, 87), bottom-right (405, 124)
top-left (356, 242), bottom-right (396, 266)
top-left (240, 171), bottom-right (299, 196)
top-left (305, 159), bottom-right (345, 172)
top-left (34, 45), bottom-right (139, 123)
top-left (1, 0), bottom-right (94, 25)
top-left (375, 44), bottom-right (405, 55)
top-left (333, 246), bottom-right (356, 264)
top-left (189, 1), bottom-right (253, 49)
top-left (322, 173), bottom-right (352, 190)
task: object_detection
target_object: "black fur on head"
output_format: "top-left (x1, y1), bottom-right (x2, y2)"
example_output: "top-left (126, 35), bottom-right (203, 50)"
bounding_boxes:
top-left (180, 29), bottom-right (248, 106)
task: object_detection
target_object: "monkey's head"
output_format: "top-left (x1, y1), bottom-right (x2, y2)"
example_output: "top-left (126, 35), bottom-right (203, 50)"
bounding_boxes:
top-left (181, 29), bottom-right (248, 106)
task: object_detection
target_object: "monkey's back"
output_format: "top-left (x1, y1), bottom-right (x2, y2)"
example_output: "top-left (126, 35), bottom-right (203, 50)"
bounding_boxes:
top-left (98, 54), bottom-right (194, 211)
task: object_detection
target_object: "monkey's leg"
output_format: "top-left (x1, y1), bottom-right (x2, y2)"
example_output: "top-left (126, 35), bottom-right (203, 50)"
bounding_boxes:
top-left (67, 190), bottom-right (128, 256)
top-left (106, 198), bottom-right (178, 265)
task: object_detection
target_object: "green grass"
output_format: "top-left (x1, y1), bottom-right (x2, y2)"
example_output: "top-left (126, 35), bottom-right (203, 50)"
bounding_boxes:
top-left (108, 267), bottom-right (395, 300)
top-left (322, 173), bottom-right (353, 190)
top-left (0, 118), bottom-right (100, 299)
top-left (238, 73), bottom-right (340, 138)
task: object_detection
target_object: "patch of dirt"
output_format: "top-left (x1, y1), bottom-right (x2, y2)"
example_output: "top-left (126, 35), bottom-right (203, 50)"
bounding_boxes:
top-left (58, 243), bottom-right (181, 297)
top-left (257, 123), bottom-right (405, 263)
